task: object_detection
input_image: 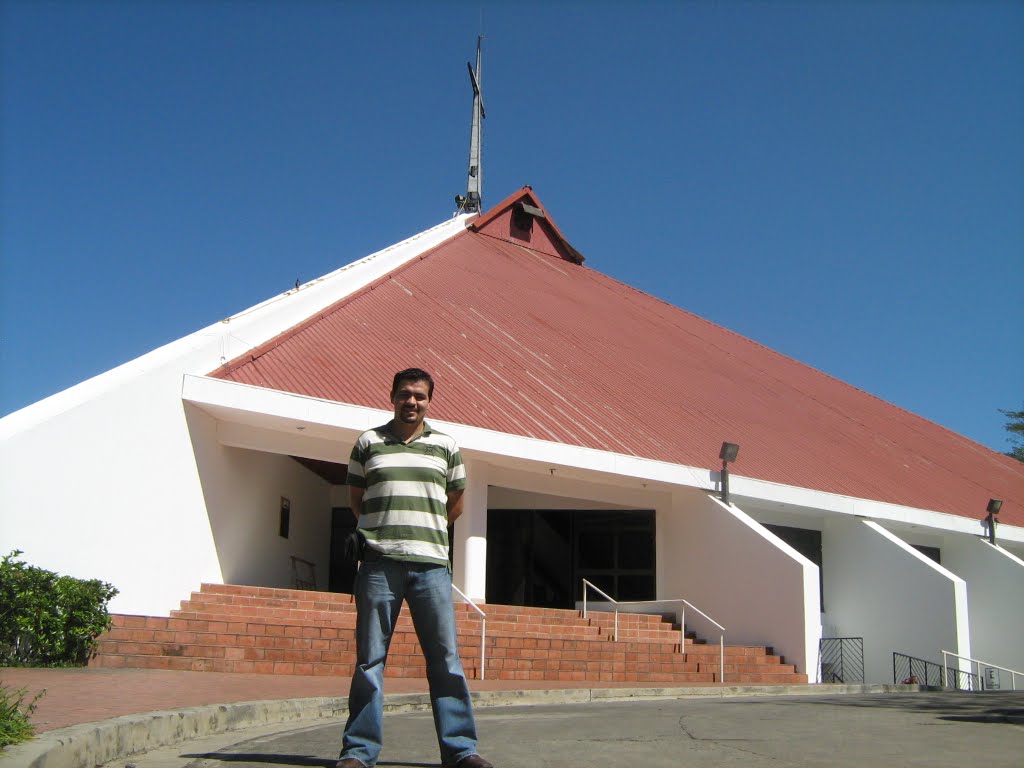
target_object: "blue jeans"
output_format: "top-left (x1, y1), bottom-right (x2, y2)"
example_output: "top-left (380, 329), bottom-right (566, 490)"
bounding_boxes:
top-left (340, 557), bottom-right (479, 767)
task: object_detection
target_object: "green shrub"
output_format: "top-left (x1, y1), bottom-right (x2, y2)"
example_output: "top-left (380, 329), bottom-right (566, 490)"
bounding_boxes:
top-left (0, 551), bottom-right (118, 666)
top-left (0, 682), bottom-right (43, 749)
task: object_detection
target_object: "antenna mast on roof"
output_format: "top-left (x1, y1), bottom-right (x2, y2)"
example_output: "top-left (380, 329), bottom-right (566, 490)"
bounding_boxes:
top-left (456, 36), bottom-right (485, 214)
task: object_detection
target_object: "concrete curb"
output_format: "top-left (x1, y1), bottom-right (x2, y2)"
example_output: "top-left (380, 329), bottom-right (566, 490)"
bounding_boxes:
top-left (1, 684), bottom-right (924, 768)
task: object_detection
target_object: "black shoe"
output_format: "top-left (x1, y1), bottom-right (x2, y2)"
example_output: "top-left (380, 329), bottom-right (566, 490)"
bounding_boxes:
top-left (336, 759), bottom-right (368, 768)
top-left (450, 755), bottom-right (494, 768)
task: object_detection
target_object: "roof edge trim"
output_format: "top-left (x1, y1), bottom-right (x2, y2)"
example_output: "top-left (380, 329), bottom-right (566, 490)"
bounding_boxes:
top-left (209, 214), bottom-right (475, 378)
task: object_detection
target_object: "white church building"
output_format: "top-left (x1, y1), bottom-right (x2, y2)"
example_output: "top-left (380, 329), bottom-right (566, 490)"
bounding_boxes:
top-left (2, 186), bottom-right (1022, 685)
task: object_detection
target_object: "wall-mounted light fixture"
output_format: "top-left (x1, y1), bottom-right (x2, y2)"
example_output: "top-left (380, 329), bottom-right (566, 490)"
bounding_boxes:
top-left (719, 442), bottom-right (740, 505)
top-left (985, 498), bottom-right (1002, 545)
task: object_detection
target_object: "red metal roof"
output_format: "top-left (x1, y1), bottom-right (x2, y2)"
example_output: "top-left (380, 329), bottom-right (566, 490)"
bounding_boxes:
top-left (211, 188), bottom-right (1024, 527)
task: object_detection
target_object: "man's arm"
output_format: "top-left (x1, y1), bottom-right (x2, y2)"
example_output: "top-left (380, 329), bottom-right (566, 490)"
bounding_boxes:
top-left (350, 486), bottom-right (364, 520)
top-left (446, 489), bottom-right (465, 523)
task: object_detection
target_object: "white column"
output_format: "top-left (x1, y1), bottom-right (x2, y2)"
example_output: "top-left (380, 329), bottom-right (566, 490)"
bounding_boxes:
top-left (452, 458), bottom-right (488, 601)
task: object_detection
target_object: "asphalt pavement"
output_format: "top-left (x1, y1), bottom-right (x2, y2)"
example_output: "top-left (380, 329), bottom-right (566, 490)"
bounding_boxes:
top-left (106, 691), bottom-right (1024, 768)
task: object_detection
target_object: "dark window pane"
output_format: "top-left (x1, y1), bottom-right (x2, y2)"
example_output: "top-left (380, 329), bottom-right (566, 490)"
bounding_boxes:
top-left (619, 531), bottom-right (654, 569)
top-left (578, 530), bottom-right (615, 570)
top-left (579, 572), bottom-right (615, 600)
top-left (912, 545), bottom-right (941, 564)
top-left (618, 574), bottom-right (655, 602)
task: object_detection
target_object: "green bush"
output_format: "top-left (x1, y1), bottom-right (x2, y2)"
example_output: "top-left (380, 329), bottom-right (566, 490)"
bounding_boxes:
top-left (0, 551), bottom-right (118, 666)
top-left (0, 683), bottom-right (43, 749)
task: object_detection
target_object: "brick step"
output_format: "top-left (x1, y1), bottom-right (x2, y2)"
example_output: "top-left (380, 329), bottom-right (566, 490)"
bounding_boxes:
top-left (177, 598), bottom-right (676, 635)
top-left (197, 584), bottom-right (661, 620)
top-left (166, 607), bottom-right (687, 645)
top-left (95, 633), bottom-right (694, 661)
top-left (698, 662), bottom-right (799, 675)
top-left (102, 620), bottom-right (739, 661)
top-left (90, 643), bottom-right (803, 684)
top-left (92, 640), bottom-right (716, 669)
top-left (94, 632), bottom-right (786, 672)
top-left (194, 584), bottom-right (676, 627)
top-left (89, 652), bottom-right (439, 678)
top-left (91, 647), bottom-right (802, 684)
top-left (89, 652), bottom-right (743, 684)
top-left (164, 612), bottom-right (682, 644)
top-left (684, 645), bottom-right (777, 660)
top-left (90, 584), bottom-right (809, 685)
top-left (196, 583), bottom-right (356, 605)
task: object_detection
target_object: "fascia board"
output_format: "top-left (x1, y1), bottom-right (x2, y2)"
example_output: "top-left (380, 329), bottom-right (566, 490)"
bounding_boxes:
top-left (180, 374), bottom-right (1024, 544)
top-left (0, 215), bottom-right (472, 437)
top-left (729, 475), bottom-right (1022, 543)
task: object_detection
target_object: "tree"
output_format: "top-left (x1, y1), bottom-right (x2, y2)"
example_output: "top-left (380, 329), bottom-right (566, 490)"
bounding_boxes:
top-left (1001, 406), bottom-right (1024, 462)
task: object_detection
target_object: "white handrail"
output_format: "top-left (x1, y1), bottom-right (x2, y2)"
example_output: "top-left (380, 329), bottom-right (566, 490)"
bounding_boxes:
top-left (581, 579), bottom-right (726, 683)
top-left (941, 650), bottom-right (1022, 691)
top-left (452, 584), bottom-right (487, 680)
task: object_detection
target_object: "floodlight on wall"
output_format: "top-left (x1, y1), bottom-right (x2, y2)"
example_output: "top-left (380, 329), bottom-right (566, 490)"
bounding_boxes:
top-left (719, 442), bottom-right (740, 505)
top-left (985, 498), bottom-right (1002, 545)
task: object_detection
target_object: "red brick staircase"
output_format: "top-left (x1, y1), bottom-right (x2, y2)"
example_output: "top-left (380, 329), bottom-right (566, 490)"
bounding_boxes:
top-left (90, 583), bottom-right (806, 685)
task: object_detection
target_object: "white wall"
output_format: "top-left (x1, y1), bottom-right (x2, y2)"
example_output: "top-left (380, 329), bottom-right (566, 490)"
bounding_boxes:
top-left (0, 364), bottom-right (223, 615)
top-left (486, 465), bottom-right (670, 511)
top-left (0, 378), bottom-right (335, 616)
top-left (487, 486), bottom-right (630, 510)
top-left (824, 517), bottom-right (970, 683)
top-left (942, 535), bottom-right (1024, 674)
top-left (659, 489), bottom-right (820, 677)
top-left (187, 407), bottom-right (332, 590)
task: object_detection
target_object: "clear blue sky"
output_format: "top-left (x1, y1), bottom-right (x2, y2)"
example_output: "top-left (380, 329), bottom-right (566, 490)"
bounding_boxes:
top-left (2, 1), bottom-right (1022, 454)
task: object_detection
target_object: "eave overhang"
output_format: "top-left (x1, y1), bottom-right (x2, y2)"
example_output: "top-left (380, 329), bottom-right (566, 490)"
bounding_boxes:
top-left (181, 374), bottom-right (1024, 545)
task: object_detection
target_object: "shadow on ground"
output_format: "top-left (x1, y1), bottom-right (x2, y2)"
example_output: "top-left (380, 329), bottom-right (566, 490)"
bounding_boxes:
top-left (184, 755), bottom-right (435, 768)
top-left (772, 691), bottom-right (1024, 724)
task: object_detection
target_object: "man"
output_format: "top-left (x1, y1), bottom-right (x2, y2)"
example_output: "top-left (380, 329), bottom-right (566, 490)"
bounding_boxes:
top-left (337, 368), bottom-right (493, 768)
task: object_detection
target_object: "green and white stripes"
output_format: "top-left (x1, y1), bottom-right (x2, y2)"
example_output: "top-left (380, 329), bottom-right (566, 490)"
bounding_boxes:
top-left (347, 422), bottom-right (466, 565)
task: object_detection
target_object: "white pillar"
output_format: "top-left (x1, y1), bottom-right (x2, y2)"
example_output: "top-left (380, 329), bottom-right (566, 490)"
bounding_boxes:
top-left (452, 458), bottom-right (488, 601)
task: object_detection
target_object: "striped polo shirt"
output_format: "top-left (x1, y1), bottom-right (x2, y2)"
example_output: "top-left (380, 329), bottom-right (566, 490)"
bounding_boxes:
top-left (346, 421), bottom-right (467, 566)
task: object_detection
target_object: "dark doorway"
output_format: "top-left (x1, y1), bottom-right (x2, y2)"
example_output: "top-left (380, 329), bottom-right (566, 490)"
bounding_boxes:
top-left (486, 509), bottom-right (655, 609)
top-left (329, 507), bottom-right (358, 594)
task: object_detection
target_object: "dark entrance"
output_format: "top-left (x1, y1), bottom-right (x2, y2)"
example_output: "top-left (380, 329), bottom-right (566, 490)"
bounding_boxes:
top-left (485, 509), bottom-right (655, 609)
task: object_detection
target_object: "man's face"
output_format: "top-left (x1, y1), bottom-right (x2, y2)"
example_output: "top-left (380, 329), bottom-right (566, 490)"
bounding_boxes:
top-left (391, 378), bottom-right (431, 426)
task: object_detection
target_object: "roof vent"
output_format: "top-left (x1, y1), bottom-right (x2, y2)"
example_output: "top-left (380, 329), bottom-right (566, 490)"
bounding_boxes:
top-left (512, 201), bottom-right (546, 234)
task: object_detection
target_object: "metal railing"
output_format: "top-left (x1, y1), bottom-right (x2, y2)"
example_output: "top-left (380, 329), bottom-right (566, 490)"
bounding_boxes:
top-left (941, 651), bottom-right (1022, 691)
top-left (452, 584), bottom-right (487, 680)
top-left (289, 555), bottom-right (317, 590)
top-left (581, 579), bottom-right (726, 683)
top-left (893, 651), bottom-right (978, 690)
top-left (819, 637), bottom-right (864, 684)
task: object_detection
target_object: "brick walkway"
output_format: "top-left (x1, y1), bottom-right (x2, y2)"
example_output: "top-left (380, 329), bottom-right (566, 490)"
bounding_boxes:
top-left (0, 667), bottom-right (648, 733)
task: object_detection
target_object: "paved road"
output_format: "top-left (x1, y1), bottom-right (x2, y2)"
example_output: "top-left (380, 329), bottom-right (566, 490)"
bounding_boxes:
top-left (124, 691), bottom-right (1023, 768)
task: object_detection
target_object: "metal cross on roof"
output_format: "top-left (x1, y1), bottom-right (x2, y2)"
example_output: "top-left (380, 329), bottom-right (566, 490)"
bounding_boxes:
top-left (458, 36), bottom-right (485, 214)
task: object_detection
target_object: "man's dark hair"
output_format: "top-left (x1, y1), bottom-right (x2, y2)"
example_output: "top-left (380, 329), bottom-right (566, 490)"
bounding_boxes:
top-left (391, 368), bottom-right (434, 399)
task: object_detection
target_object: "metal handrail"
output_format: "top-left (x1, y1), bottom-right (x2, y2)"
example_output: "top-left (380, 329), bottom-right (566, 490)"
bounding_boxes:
top-left (452, 584), bottom-right (487, 680)
top-left (941, 650), bottom-right (1022, 691)
top-left (581, 579), bottom-right (726, 683)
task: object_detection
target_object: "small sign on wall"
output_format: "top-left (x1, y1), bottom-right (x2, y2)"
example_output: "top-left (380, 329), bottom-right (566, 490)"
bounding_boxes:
top-left (985, 667), bottom-right (1000, 690)
top-left (279, 497), bottom-right (291, 538)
